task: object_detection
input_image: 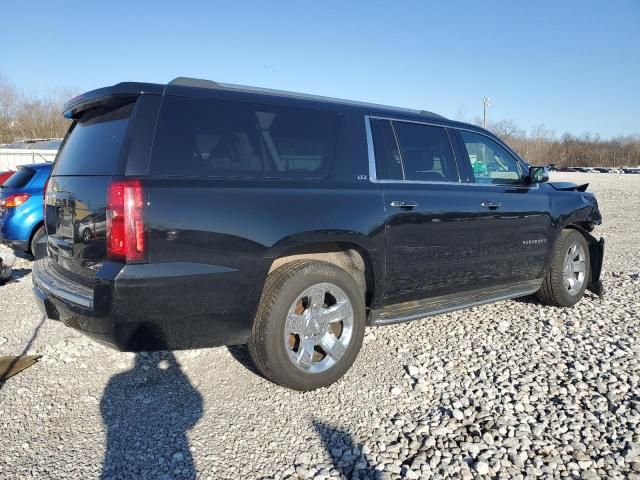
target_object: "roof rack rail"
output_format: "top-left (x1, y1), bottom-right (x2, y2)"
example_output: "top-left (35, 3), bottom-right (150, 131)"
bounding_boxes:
top-left (166, 76), bottom-right (445, 120)
top-left (169, 77), bottom-right (221, 89)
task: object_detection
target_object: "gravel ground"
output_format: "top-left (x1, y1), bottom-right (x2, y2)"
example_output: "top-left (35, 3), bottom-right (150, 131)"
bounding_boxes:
top-left (0, 172), bottom-right (639, 479)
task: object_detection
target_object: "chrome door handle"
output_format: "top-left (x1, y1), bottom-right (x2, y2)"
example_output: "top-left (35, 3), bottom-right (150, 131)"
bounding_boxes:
top-left (390, 200), bottom-right (418, 208)
top-left (480, 201), bottom-right (501, 209)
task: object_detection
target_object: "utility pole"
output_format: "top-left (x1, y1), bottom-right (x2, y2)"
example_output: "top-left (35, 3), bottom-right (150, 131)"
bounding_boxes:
top-left (482, 96), bottom-right (491, 128)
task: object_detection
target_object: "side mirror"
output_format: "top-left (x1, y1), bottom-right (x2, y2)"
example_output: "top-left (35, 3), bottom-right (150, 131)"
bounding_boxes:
top-left (529, 166), bottom-right (549, 184)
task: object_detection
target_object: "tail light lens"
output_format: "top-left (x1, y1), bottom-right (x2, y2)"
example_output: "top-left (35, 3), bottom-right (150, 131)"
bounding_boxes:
top-left (0, 193), bottom-right (31, 208)
top-left (106, 179), bottom-right (147, 263)
top-left (43, 177), bottom-right (50, 231)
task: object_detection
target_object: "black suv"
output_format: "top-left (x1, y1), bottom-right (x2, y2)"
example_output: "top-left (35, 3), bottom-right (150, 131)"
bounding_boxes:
top-left (33, 78), bottom-right (604, 390)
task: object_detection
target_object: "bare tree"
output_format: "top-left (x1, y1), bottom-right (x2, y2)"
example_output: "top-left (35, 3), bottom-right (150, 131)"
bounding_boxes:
top-left (454, 105), bottom-right (467, 122)
top-left (0, 74), bottom-right (76, 144)
top-left (489, 119), bottom-right (524, 140)
top-left (0, 75), bottom-right (22, 142)
top-left (486, 119), bottom-right (640, 168)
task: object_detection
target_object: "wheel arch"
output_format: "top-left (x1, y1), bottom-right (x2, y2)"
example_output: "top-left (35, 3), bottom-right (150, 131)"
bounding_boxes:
top-left (28, 221), bottom-right (45, 254)
top-left (266, 237), bottom-right (383, 309)
top-left (564, 223), bottom-right (604, 296)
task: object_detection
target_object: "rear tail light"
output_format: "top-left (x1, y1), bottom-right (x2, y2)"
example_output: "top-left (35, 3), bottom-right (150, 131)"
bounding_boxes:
top-left (43, 177), bottom-right (50, 231)
top-left (0, 193), bottom-right (31, 208)
top-left (106, 179), bottom-right (147, 263)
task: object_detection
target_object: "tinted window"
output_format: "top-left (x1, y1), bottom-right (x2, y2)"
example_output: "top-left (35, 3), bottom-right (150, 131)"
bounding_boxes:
top-left (151, 96), bottom-right (339, 178)
top-left (393, 122), bottom-right (459, 182)
top-left (53, 102), bottom-right (134, 176)
top-left (370, 119), bottom-right (403, 180)
top-left (2, 168), bottom-right (35, 189)
top-left (459, 131), bottom-right (521, 185)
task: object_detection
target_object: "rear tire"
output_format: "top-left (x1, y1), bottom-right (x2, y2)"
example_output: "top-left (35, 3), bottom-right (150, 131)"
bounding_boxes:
top-left (30, 225), bottom-right (46, 259)
top-left (537, 229), bottom-right (590, 307)
top-left (248, 260), bottom-right (365, 391)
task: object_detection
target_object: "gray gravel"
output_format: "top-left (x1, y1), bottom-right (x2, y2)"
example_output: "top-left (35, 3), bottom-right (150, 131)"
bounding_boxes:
top-left (0, 172), bottom-right (639, 479)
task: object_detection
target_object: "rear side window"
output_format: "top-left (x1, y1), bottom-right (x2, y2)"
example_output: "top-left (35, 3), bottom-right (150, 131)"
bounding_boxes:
top-left (151, 96), bottom-right (339, 179)
top-left (393, 122), bottom-right (459, 182)
top-left (370, 119), bottom-right (403, 180)
top-left (2, 168), bottom-right (35, 189)
top-left (53, 102), bottom-right (134, 176)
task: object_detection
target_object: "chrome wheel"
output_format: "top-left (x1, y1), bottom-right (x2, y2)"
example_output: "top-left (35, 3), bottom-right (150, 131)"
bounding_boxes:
top-left (284, 282), bottom-right (354, 373)
top-left (563, 242), bottom-right (587, 296)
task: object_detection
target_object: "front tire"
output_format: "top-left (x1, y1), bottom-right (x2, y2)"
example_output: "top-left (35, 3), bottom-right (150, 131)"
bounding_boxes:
top-left (248, 260), bottom-right (365, 391)
top-left (537, 229), bottom-right (590, 307)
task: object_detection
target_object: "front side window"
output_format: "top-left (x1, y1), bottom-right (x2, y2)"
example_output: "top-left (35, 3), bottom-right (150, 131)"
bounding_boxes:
top-left (393, 122), bottom-right (459, 182)
top-left (459, 131), bottom-right (522, 185)
top-left (151, 96), bottom-right (339, 179)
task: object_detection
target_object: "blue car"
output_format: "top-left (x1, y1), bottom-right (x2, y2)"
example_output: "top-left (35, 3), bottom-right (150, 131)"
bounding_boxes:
top-left (0, 163), bottom-right (52, 256)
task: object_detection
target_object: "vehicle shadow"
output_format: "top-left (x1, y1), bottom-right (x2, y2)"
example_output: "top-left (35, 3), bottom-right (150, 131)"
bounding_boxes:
top-left (9, 268), bottom-right (32, 281)
top-left (313, 420), bottom-right (379, 479)
top-left (226, 344), bottom-right (261, 375)
top-left (512, 294), bottom-right (542, 305)
top-left (100, 325), bottom-right (203, 479)
top-left (0, 268), bottom-right (31, 286)
top-left (513, 291), bottom-right (601, 307)
top-left (13, 250), bottom-right (33, 261)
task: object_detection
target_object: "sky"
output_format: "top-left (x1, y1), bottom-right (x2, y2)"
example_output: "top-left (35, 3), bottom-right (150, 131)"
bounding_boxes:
top-left (1, 0), bottom-right (638, 138)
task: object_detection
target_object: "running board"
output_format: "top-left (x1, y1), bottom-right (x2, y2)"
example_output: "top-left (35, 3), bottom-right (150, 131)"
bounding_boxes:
top-left (369, 279), bottom-right (542, 326)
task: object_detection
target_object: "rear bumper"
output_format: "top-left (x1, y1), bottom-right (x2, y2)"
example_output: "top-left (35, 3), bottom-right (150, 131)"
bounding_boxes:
top-left (32, 257), bottom-right (258, 351)
top-left (0, 233), bottom-right (29, 252)
top-left (0, 201), bottom-right (42, 253)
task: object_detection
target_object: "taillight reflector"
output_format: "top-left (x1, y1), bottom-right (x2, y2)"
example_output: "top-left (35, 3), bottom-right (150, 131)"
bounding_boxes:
top-left (43, 177), bottom-right (50, 230)
top-left (106, 179), bottom-right (146, 262)
top-left (0, 193), bottom-right (31, 208)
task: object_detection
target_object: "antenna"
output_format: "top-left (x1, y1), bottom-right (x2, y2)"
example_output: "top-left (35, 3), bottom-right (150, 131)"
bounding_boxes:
top-left (482, 96), bottom-right (491, 128)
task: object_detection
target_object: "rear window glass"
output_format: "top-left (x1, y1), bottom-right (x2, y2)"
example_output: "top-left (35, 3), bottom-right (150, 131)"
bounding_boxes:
top-left (2, 168), bottom-right (35, 189)
top-left (150, 96), bottom-right (339, 178)
top-left (53, 102), bottom-right (134, 176)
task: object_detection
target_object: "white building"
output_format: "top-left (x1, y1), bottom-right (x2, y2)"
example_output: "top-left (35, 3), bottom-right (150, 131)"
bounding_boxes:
top-left (0, 139), bottom-right (61, 171)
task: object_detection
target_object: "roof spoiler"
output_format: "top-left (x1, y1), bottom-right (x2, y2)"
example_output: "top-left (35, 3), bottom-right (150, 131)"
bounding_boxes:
top-left (63, 82), bottom-right (163, 119)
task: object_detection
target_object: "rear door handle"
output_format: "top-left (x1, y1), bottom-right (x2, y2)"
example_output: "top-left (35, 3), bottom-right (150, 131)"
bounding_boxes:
top-left (390, 200), bottom-right (418, 209)
top-left (480, 201), bottom-right (501, 209)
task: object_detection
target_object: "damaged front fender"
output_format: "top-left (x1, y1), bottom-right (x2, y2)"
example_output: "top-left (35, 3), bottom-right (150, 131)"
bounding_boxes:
top-left (548, 181), bottom-right (590, 192)
top-left (568, 224), bottom-right (605, 296)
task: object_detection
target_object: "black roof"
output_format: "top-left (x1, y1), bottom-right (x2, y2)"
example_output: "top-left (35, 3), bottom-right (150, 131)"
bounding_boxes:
top-left (64, 77), bottom-right (446, 122)
top-left (166, 77), bottom-right (445, 120)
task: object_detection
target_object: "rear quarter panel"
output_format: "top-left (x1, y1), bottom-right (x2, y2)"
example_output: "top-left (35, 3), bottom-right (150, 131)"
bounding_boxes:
top-left (144, 178), bottom-right (386, 339)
